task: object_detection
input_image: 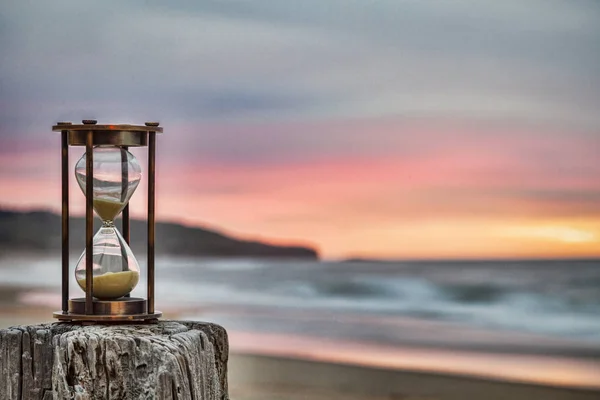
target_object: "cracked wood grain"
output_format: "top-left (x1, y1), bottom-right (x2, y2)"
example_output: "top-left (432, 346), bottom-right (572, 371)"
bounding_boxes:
top-left (0, 321), bottom-right (228, 400)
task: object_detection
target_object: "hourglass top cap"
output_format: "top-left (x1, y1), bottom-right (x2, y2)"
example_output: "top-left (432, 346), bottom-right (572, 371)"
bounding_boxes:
top-left (52, 121), bottom-right (163, 147)
top-left (52, 121), bottom-right (162, 132)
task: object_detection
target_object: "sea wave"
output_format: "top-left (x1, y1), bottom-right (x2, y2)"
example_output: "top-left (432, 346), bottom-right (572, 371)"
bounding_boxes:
top-left (2, 256), bottom-right (599, 343)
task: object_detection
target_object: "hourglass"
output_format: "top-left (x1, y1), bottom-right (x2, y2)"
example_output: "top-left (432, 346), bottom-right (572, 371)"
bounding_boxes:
top-left (73, 147), bottom-right (142, 300)
top-left (52, 120), bottom-right (162, 321)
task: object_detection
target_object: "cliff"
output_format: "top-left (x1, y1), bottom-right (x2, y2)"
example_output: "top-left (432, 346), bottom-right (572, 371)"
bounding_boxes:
top-left (0, 209), bottom-right (318, 259)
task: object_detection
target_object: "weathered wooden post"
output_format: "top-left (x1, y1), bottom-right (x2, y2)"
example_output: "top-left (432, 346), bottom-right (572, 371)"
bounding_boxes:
top-left (0, 121), bottom-right (229, 399)
top-left (0, 321), bottom-right (228, 399)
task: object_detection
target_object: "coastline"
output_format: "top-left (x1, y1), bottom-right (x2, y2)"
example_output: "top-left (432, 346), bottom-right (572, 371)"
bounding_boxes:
top-left (1, 307), bottom-right (599, 399)
top-left (1, 281), bottom-right (599, 399)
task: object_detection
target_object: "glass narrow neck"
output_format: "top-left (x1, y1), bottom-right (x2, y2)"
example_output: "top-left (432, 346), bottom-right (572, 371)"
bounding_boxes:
top-left (102, 220), bottom-right (115, 228)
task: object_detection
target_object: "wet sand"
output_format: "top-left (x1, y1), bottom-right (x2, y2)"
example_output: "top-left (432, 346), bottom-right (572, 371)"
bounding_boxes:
top-left (0, 287), bottom-right (54, 327)
top-left (229, 353), bottom-right (600, 400)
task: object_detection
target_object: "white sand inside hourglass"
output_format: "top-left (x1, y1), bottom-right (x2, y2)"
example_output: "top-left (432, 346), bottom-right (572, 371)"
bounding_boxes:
top-left (77, 270), bottom-right (140, 299)
top-left (93, 198), bottom-right (126, 222)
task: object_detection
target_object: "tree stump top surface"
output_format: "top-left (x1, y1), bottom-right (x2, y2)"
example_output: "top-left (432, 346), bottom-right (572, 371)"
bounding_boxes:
top-left (0, 320), bottom-right (229, 400)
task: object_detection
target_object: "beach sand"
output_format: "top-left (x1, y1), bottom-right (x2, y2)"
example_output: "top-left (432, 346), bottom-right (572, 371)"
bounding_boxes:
top-left (228, 353), bottom-right (600, 400)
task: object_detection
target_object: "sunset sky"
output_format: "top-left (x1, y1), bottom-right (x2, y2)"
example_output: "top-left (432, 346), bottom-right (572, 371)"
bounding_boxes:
top-left (1, 1), bottom-right (599, 259)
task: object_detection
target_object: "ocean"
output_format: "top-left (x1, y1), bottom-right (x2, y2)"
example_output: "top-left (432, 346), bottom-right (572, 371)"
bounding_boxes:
top-left (2, 256), bottom-right (600, 387)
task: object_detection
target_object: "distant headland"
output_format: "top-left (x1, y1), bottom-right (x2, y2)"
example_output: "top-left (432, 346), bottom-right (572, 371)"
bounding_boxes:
top-left (0, 209), bottom-right (319, 259)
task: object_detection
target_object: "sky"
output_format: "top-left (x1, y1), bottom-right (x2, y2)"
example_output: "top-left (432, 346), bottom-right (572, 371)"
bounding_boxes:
top-left (1, 0), bottom-right (599, 259)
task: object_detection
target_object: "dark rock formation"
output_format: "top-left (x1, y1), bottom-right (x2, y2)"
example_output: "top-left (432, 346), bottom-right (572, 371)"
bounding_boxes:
top-left (0, 209), bottom-right (318, 259)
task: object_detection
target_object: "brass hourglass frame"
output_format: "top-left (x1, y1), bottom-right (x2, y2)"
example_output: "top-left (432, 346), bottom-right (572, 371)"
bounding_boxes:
top-left (52, 120), bottom-right (163, 322)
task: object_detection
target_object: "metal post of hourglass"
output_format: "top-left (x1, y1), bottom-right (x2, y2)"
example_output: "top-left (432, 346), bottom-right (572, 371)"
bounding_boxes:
top-left (52, 120), bottom-right (163, 322)
top-left (85, 126), bottom-right (94, 314)
top-left (147, 124), bottom-right (157, 314)
top-left (60, 123), bottom-right (71, 315)
top-left (122, 145), bottom-right (130, 298)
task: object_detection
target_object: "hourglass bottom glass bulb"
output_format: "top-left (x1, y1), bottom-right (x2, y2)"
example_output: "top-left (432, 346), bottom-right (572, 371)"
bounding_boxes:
top-left (75, 225), bottom-right (141, 300)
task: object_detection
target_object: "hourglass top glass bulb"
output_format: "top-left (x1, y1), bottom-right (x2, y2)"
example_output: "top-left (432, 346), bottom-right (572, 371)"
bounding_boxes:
top-left (75, 146), bottom-right (142, 222)
top-left (74, 146), bottom-right (142, 299)
top-left (75, 146), bottom-right (142, 221)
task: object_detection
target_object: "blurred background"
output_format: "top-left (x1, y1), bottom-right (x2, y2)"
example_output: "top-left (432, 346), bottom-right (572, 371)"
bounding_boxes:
top-left (1, 1), bottom-right (599, 399)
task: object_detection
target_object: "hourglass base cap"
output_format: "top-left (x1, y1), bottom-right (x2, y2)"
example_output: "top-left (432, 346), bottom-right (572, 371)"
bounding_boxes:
top-left (53, 297), bottom-right (162, 322)
top-left (52, 311), bottom-right (162, 322)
